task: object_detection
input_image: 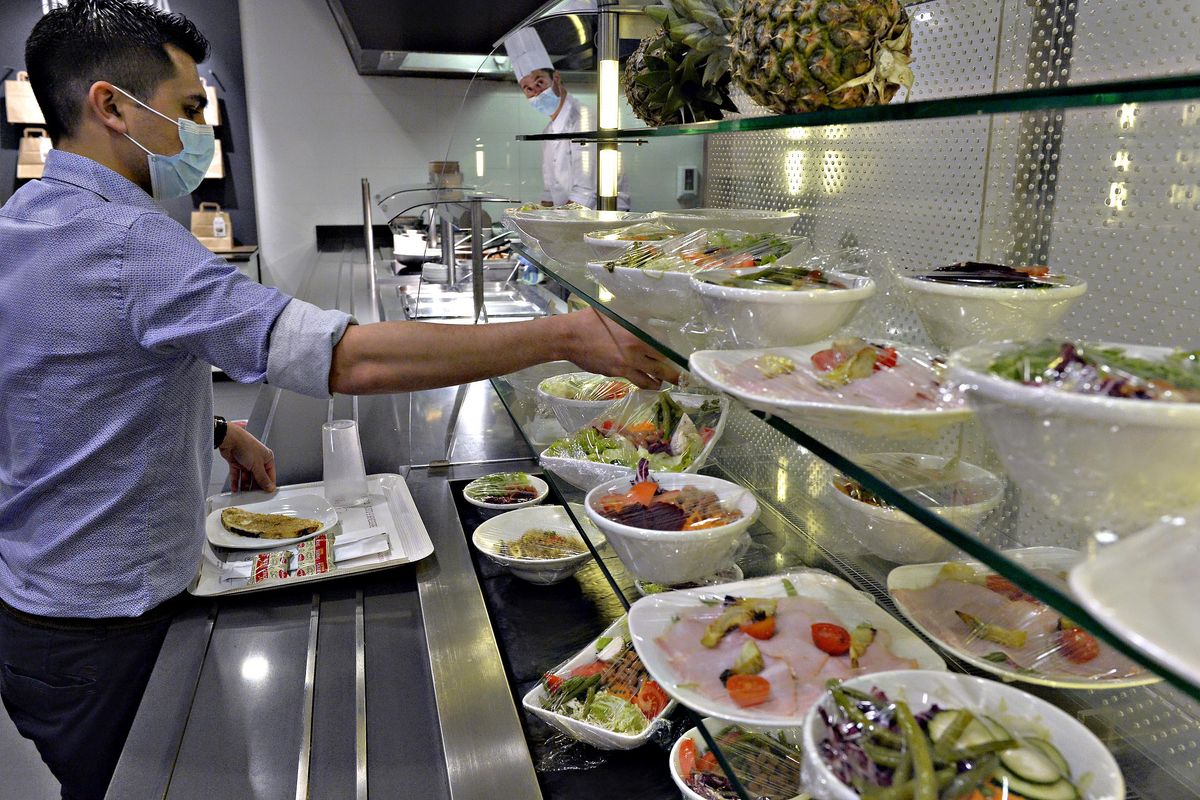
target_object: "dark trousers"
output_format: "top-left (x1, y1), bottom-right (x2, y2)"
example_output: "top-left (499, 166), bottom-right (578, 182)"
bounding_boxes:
top-left (0, 597), bottom-right (177, 800)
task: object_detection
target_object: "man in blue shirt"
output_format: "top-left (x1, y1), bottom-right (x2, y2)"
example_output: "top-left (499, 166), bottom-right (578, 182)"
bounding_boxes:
top-left (0, 2), bottom-right (676, 798)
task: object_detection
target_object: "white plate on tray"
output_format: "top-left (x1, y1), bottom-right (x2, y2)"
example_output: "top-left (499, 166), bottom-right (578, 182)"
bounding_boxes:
top-left (1069, 518), bottom-right (1200, 688)
top-left (205, 494), bottom-right (339, 550)
top-left (690, 342), bottom-right (971, 439)
top-left (888, 547), bottom-right (1158, 690)
top-left (627, 568), bottom-right (945, 728)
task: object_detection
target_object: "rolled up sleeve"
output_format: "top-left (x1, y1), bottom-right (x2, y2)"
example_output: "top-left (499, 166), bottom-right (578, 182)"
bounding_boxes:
top-left (266, 299), bottom-right (355, 398)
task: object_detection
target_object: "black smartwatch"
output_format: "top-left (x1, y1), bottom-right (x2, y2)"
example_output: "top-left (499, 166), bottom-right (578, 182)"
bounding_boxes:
top-left (214, 415), bottom-right (228, 449)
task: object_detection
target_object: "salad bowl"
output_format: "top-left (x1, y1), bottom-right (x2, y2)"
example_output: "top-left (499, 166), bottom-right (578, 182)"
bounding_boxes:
top-left (801, 670), bottom-right (1124, 800)
top-left (583, 221), bottom-right (680, 262)
top-left (649, 208), bottom-right (801, 235)
top-left (899, 272), bottom-right (1087, 351)
top-left (669, 717), bottom-right (806, 800)
top-left (535, 372), bottom-right (643, 434)
top-left (584, 472), bottom-right (758, 585)
top-left (504, 208), bottom-right (644, 265)
top-left (471, 505), bottom-right (597, 584)
top-left (949, 340), bottom-right (1200, 533)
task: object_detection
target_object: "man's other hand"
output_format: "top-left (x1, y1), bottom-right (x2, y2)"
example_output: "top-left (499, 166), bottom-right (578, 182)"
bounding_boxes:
top-left (218, 423), bottom-right (277, 493)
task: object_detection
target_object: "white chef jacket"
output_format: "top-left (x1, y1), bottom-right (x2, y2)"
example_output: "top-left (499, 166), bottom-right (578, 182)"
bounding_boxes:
top-left (541, 93), bottom-right (630, 210)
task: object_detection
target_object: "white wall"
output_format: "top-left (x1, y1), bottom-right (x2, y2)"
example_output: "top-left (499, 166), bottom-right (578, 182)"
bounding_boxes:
top-left (239, 0), bottom-right (703, 293)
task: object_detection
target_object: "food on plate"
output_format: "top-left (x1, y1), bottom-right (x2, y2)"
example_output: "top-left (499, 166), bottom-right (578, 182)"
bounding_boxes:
top-left (817, 682), bottom-right (1085, 800)
top-left (711, 338), bottom-right (963, 413)
top-left (891, 562), bottom-right (1144, 681)
top-left (989, 341), bottom-right (1200, 402)
top-left (589, 221), bottom-right (680, 242)
top-left (537, 373), bottom-right (636, 402)
top-left (678, 725), bottom-right (804, 800)
top-left (511, 201), bottom-right (588, 213)
top-left (600, 229), bottom-right (796, 274)
top-left (497, 529), bottom-right (587, 560)
top-left (655, 581), bottom-right (919, 717)
top-left (911, 261), bottom-right (1064, 289)
top-left (543, 392), bottom-right (720, 472)
top-left (463, 472), bottom-right (541, 505)
top-left (835, 458), bottom-right (997, 509)
top-left (593, 475), bottom-right (743, 531)
top-left (220, 507), bottom-right (323, 539)
top-left (539, 624), bottom-right (670, 735)
top-left (696, 265), bottom-right (851, 291)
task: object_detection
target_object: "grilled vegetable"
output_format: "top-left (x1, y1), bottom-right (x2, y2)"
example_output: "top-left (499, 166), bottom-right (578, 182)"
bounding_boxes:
top-left (955, 610), bottom-right (1029, 649)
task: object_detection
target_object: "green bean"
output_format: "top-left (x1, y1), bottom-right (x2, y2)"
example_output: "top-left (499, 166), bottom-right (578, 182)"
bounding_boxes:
top-left (892, 740), bottom-right (912, 785)
top-left (939, 754), bottom-right (999, 800)
top-left (859, 768), bottom-right (956, 800)
top-left (944, 738), bottom-right (1017, 762)
top-left (862, 739), bottom-right (905, 768)
top-left (895, 701), bottom-right (936, 800)
top-left (580, 685), bottom-right (597, 718)
top-left (931, 710), bottom-right (974, 761)
top-left (832, 687), bottom-right (903, 748)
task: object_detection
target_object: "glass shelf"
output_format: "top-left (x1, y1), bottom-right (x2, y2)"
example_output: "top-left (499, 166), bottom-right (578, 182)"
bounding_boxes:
top-left (516, 73), bottom-right (1200, 142)
top-left (508, 241), bottom-right (1200, 710)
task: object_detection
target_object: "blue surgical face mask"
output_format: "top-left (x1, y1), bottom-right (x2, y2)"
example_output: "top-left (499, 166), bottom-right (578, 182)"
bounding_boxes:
top-left (114, 85), bottom-right (215, 200)
top-left (529, 85), bottom-right (560, 117)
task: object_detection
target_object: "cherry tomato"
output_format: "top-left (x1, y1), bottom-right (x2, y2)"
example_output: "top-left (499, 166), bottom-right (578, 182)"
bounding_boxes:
top-left (725, 673), bottom-right (771, 707)
top-left (810, 348), bottom-right (845, 372)
top-left (677, 737), bottom-right (697, 779)
top-left (739, 616), bottom-right (777, 640)
top-left (985, 574), bottom-right (1036, 603)
top-left (812, 622), bottom-right (852, 656)
top-left (544, 673), bottom-right (563, 691)
top-left (635, 680), bottom-right (669, 719)
top-left (874, 346), bottom-right (899, 370)
top-left (695, 750), bottom-right (719, 773)
top-left (569, 661), bottom-right (607, 678)
top-left (1059, 628), bottom-right (1100, 664)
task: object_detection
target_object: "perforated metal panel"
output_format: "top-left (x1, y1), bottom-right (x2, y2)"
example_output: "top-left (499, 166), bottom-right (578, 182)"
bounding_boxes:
top-left (695, 1), bottom-right (1200, 797)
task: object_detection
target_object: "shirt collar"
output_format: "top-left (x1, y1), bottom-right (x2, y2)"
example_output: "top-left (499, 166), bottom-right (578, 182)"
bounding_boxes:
top-left (41, 149), bottom-right (161, 212)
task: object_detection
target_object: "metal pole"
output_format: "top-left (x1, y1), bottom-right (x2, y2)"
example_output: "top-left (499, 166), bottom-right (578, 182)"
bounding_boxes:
top-left (361, 178), bottom-right (379, 322)
top-left (440, 214), bottom-right (457, 286)
top-left (470, 199), bottom-right (485, 322)
top-left (596, 1), bottom-right (619, 211)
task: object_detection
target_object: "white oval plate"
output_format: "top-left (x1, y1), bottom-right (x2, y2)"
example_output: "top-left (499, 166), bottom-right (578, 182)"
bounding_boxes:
top-left (627, 568), bottom-right (945, 728)
top-left (205, 494), bottom-right (338, 550)
top-left (462, 473), bottom-right (550, 510)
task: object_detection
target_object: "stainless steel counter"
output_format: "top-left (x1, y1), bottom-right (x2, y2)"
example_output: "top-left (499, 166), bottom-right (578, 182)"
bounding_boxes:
top-left (108, 248), bottom-right (545, 799)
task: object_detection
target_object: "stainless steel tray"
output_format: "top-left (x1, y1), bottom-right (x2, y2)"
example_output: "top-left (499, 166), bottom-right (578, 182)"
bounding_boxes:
top-left (191, 473), bottom-right (434, 597)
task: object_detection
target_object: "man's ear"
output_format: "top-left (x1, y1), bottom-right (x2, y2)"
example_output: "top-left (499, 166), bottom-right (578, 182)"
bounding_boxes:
top-left (85, 82), bottom-right (128, 135)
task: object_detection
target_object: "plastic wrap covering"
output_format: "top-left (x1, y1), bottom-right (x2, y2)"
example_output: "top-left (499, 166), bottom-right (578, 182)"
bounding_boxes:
top-left (947, 339), bottom-right (1200, 534)
top-left (535, 371), bottom-right (642, 434)
top-left (582, 221), bottom-right (683, 263)
top-left (522, 616), bottom-right (677, 751)
top-left (539, 389), bottom-right (728, 491)
top-left (585, 228), bottom-right (809, 329)
top-left (672, 719), bottom-right (806, 800)
top-left (690, 337), bottom-right (970, 440)
top-left (503, 207), bottom-right (645, 265)
top-left (889, 549), bottom-right (1154, 689)
top-left (894, 262), bottom-right (1088, 352)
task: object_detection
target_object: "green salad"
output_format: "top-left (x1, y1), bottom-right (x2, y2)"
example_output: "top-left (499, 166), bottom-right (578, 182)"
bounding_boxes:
top-left (538, 373), bottom-right (635, 402)
top-left (543, 392), bottom-right (720, 472)
top-left (603, 230), bottom-right (796, 274)
top-left (989, 341), bottom-right (1200, 402)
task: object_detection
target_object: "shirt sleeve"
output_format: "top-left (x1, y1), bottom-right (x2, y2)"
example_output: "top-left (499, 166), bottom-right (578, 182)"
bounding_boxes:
top-left (119, 211), bottom-right (292, 382)
top-left (266, 299), bottom-right (355, 398)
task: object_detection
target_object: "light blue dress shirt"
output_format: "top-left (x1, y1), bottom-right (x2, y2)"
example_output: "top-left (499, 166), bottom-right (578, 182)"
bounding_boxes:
top-left (0, 150), bottom-right (351, 617)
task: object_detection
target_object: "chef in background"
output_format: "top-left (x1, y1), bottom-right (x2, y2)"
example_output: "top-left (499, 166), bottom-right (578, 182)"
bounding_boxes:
top-left (505, 27), bottom-right (629, 210)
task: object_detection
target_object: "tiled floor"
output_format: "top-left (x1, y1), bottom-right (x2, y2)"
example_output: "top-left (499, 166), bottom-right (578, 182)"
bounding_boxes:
top-left (0, 378), bottom-right (266, 799)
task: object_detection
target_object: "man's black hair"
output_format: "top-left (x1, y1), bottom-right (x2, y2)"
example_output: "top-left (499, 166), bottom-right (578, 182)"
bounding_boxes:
top-left (25, 0), bottom-right (209, 141)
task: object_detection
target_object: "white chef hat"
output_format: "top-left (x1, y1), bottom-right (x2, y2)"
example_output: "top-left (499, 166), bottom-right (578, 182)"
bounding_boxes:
top-left (504, 27), bottom-right (554, 81)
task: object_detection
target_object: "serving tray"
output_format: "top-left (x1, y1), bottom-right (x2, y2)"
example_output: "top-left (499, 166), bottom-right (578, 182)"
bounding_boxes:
top-left (190, 473), bottom-right (434, 597)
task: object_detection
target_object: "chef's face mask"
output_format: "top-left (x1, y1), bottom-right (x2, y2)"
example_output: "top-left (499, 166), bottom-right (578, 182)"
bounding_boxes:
top-left (114, 85), bottom-right (215, 200)
top-left (529, 85), bottom-right (560, 117)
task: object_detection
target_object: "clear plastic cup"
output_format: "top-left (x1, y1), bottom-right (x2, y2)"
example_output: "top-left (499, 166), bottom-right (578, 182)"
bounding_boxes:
top-left (322, 420), bottom-right (369, 507)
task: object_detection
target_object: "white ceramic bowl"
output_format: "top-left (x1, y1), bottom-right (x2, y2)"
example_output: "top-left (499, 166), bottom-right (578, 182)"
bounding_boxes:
top-left (650, 208), bottom-right (800, 235)
top-left (828, 453), bottom-right (1005, 564)
top-left (587, 260), bottom-right (703, 324)
top-left (949, 341), bottom-right (1200, 533)
top-left (471, 505), bottom-right (599, 584)
top-left (462, 473), bottom-right (550, 511)
top-left (692, 267), bottom-right (875, 348)
top-left (584, 223), bottom-right (680, 262)
top-left (801, 670), bottom-right (1125, 800)
top-left (522, 615), bottom-right (675, 749)
top-left (538, 395), bottom-right (729, 492)
top-left (584, 472), bottom-right (758, 585)
top-left (535, 372), bottom-right (642, 434)
top-left (899, 274), bottom-right (1087, 351)
top-left (669, 717), bottom-right (806, 800)
top-left (505, 209), bottom-right (644, 265)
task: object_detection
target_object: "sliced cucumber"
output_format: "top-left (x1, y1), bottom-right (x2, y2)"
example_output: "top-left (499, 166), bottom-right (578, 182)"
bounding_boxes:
top-left (927, 710), bottom-right (962, 742)
top-left (980, 714), bottom-right (1013, 740)
top-left (928, 710), bottom-right (998, 750)
top-left (999, 743), bottom-right (1063, 784)
top-left (1026, 736), bottom-right (1071, 777)
top-left (996, 769), bottom-right (1080, 800)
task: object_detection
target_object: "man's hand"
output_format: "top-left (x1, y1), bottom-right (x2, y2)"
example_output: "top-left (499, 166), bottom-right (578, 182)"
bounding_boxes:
top-left (218, 423), bottom-right (277, 493)
top-left (563, 308), bottom-right (681, 389)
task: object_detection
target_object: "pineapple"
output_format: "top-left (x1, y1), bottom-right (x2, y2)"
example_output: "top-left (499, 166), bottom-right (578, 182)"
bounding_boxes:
top-left (729, 0), bottom-right (914, 115)
top-left (623, 0), bottom-right (739, 126)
